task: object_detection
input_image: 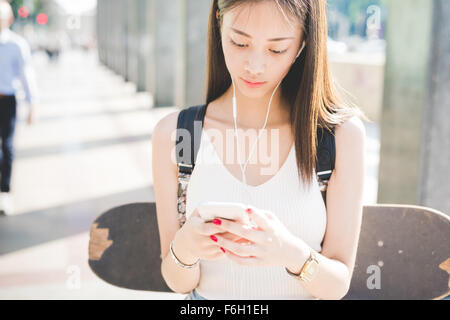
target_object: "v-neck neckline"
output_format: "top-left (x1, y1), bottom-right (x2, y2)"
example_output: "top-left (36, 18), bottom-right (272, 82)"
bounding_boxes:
top-left (201, 128), bottom-right (295, 190)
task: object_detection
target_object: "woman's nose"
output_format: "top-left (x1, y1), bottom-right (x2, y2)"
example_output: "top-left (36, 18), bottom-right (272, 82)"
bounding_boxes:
top-left (245, 53), bottom-right (266, 75)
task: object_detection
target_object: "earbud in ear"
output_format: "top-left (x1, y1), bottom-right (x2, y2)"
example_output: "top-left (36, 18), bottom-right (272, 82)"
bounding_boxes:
top-left (292, 41), bottom-right (306, 64)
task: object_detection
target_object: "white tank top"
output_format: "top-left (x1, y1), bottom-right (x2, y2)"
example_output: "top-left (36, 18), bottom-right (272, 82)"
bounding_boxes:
top-left (185, 128), bottom-right (327, 300)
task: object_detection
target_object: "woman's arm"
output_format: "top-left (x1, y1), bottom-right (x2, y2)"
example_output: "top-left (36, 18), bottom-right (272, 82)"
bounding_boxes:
top-left (285, 116), bottom-right (366, 299)
top-left (153, 111), bottom-right (200, 294)
top-left (212, 116), bottom-right (366, 300)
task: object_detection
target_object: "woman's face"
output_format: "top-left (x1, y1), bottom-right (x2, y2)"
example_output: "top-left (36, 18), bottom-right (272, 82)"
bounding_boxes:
top-left (220, 1), bottom-right (305, 98)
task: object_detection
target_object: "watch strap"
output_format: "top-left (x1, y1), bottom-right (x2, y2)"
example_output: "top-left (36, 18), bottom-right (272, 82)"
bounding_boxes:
top-left (285, 250), bottom-right (319, 281)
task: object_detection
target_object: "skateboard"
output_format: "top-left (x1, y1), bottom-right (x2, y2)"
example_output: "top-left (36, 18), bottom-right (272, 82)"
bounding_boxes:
top-left (89, 202), bottom-right (450, 299)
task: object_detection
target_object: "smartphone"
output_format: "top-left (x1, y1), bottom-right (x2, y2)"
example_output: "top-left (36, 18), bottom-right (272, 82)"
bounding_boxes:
top-left (197, 201), bottom-right (250, 225)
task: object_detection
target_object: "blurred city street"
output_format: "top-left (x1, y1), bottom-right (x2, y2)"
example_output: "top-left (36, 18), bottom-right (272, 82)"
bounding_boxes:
top-left (2, 0), bottom-right (447, 301)
top-left (0, 49), bottom-right (184, 299)
top-left (0, 48), bottom-right (380, 299)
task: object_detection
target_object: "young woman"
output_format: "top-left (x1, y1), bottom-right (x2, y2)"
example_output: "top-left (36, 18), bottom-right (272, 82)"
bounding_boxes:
top-left (153, 0), bottom-right (368, 300)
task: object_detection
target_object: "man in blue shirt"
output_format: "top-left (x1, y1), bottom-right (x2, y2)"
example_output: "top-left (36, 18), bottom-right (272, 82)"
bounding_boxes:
top-left (0, 1), bottom-right (38, 215)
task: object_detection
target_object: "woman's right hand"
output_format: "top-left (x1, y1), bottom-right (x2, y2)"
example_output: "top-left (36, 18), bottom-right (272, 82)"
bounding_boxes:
top-left (172, 208), bottom-right (226, 263)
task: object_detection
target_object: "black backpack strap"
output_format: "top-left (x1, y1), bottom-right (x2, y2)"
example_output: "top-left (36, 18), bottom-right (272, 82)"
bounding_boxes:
top-left (316, 125), bottom-right (336, 207)
top-left (175, 104), bottom-right (207, 226)
top-left (176, 104), bottom-right (208, 173)
top-left (175, 104), bottom-right (336, 225)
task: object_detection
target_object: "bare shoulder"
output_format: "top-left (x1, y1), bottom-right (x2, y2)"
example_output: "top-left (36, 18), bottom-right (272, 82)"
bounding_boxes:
top-left (153, 110), bottom-right (181, 145)
top-left (334, 116), bottom-right (366, 169)
top-left (334, 116), bottom-right (366, 146)
top-left (152, 110), bottom-right (181, 173)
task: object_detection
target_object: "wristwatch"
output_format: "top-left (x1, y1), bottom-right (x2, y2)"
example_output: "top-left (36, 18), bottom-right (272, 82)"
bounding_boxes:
top-left (285, 249), bottom-right (319, 282)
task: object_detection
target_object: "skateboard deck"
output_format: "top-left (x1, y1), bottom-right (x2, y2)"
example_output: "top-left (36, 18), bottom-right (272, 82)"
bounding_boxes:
top-left (89, 202), bottom-right (171, 292)
top-left (88, 202), bottom-right (450, 299)
top-left (343, 204), bottom-right (449, 300)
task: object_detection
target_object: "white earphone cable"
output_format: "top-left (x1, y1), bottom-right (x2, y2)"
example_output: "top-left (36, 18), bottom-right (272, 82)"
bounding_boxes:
top-left (232, 79), bottom-right (282, 193)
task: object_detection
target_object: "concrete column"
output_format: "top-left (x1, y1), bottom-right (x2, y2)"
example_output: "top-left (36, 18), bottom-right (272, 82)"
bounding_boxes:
top-left (181, 0), bottom-right (211, 107)
top-left (144, 0), bottom-right (155, 97)
top-left (112, 0), bottom-right (120, 73)
top-left (120, 0), bottom-right (129, 80)
top-left (417, 0), bottom-right (450, 214)
top-left (99, 0), bottom-right (114, 70)
top-left (105, 0), bottom-right (112, 69)
top-left (110, 0), bottom-right (117, 72)
top-left (110, 0), bottom-right (125, 77)
top-left (127, 0), bottom-right (139, 85)
top-left (136, 0), bottom-right (150, 92)
top-left (99, 0), bottom-right (112, 68)
top-left (149, 0), bottom-right (179, 107)
top-left (173, 0), bottom-right (211, 108)
top-left (108, 0), bottom-right (114, 70)
top-left (378, 0), bottom-right (450, 215)
top-left (174, 0), bottom-right (186, 108)
top-left (96, 0), bottom-right (104, 64)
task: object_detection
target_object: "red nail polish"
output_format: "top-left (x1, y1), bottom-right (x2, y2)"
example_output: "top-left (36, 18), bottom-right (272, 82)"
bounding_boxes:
top-left (246, 208), bottom-right (252, 213)
top-left (212, 219), bottom-right (222, 225)
top-left (210, 235), bottom-right (218, 242)
top-left (220, 247), bottom-right (226, 253)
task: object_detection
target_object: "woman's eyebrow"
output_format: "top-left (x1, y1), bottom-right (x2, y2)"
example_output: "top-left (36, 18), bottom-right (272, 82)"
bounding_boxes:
top-left (230, 27), bottom-right (295, 41)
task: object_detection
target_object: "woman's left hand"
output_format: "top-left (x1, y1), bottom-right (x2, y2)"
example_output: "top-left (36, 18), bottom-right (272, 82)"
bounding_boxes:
top-left (212, 206), bottom-right (304, 267)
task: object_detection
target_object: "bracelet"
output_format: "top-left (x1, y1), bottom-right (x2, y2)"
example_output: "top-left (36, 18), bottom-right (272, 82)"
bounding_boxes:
top-left (169, 240), bottom-right (200, 269)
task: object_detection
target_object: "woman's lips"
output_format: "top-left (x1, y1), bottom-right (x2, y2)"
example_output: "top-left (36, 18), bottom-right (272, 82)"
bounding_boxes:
top-left (241, 78), bottom-right (266, 88)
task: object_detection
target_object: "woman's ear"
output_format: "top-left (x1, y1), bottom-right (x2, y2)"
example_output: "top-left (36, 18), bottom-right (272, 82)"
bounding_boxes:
top-left (216, 10), bottom-right (219, 20)
top-left (294, 40), bottom-right (307, 60)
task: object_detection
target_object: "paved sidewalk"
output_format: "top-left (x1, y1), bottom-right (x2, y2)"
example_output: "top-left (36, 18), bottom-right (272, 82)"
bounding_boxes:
top-left (0, 49), bottom-right (183, 299)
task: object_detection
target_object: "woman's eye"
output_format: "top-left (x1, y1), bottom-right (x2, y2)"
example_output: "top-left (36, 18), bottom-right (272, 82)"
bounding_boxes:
top-left (229, 39), bottom-right (286, 55)
top-left (230, 39), bottom-right (247, 48)
top-left (271, 49), bottom-right (286, 55)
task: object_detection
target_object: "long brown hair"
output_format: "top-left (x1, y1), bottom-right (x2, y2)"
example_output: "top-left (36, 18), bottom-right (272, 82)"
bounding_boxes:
top-left (205, 0), bottom-right (370, 190)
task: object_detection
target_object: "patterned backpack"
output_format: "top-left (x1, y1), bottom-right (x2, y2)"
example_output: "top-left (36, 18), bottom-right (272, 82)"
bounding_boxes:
top-left (175, 104), bottom-right (335, 227)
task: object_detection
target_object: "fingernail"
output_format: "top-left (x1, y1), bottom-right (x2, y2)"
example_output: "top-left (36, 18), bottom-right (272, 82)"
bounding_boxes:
top-left (210, 235), bottom-right (218, 242)
top-left (212, 219), bottom-right (222, 225)
top-left (220, 247), bottom-right (226, 253)
top-left (246, 208), bottom-right (252, 213)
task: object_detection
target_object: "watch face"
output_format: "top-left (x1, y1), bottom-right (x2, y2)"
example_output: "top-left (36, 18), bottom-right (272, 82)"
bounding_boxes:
top-left (306, 263), bottom-right (317, 275)
top-left (303, 261), bottom-right (319, 280)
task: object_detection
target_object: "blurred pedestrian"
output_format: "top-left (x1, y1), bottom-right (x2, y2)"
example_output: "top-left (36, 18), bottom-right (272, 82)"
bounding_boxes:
top-left (0, 1), bottom-right (38, 215)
